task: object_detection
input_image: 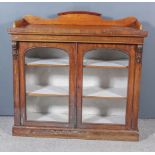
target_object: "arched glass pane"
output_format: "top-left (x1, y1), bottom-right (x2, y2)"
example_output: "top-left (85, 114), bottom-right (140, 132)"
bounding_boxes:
top-left (82, 48), bottom-right (129, 124)
top-left (25, 48), bottom-right (69, 122)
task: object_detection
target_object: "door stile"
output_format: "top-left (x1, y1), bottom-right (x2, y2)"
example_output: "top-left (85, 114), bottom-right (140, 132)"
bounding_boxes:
top-left (68, 43), bottom-right (77, 128)
top-left (19, 42), bottom-right (27, 125)
top-left (76, 43), bottom-right (84, 128)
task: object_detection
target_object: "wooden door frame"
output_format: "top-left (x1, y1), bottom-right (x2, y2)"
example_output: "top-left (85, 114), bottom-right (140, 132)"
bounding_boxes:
top-left (76, 43), bottom-right (136, 130)
top-left (18, 42), bottom-right (77, 128)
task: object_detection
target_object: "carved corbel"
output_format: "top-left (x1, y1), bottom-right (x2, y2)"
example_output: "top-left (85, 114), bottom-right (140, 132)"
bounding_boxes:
top-left (136, 45), bottom-right (143, 64)
top-left (12, 41), bottom-right (19, 59)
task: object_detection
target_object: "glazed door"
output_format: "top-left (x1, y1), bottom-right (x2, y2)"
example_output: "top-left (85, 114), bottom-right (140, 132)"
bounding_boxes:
top-left (77, 43), bottom-right (136, 130)
top-left (19, 42), bottom-right (76, 128)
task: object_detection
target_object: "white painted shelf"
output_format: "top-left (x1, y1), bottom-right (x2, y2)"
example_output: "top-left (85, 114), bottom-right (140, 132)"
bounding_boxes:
top-left (27, 112), bottom-right (68, 122)
top-left (83, 87), bottom-right (127, 98)
top-left (26, 85), bottom-right (69, 96)
top-left (25, 57), bottom-right (69, 67)
top-left (84, 59), bottom-right (128, 68)
top-left (27, 85), bottom-right (127, 98)
top-left (25, 57), bottom-right (128, 68)
top-left (82, 114), bottom-right (125, 124)
top-left (27, 112), bottom-right (124, 124)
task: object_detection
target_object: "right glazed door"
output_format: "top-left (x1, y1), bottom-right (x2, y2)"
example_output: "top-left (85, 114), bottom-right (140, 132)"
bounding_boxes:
top-left (77, 43), bottom-right (136, 130)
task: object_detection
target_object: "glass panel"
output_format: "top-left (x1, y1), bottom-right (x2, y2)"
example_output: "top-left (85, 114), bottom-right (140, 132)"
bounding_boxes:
top-left (82, 49), bottom-right (129, 124)
top-left (25, 48), bottom-right (69, 122)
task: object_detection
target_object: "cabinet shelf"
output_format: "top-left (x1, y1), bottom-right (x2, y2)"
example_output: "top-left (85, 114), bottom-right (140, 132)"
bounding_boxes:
top-left (25, 57), bottom-right (69, 67)
top-left (83, 87), bottom-right (127, 99)
top-left (84, 59), bottom-right (128, 68)
top-left (27, 85), bottom-right (126, 98)
top-left (26, 85), bottom-right (69, 97)
top-left (27, 113), bottom-right (124, 124)
top-left (82, 115), bottom-right (125, 124)
top-left (27, 112), bottom-right (68, 122)
top-left (25, 57), bottom-right (128, 69)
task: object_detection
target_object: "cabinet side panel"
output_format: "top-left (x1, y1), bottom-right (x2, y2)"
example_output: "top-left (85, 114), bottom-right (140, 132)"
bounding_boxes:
top-left (132, 46), bottom-right (142, 130)
top-left (12, 41), bottom-right (21, 126)
top-left (125, 46), bottom-right (136, 129)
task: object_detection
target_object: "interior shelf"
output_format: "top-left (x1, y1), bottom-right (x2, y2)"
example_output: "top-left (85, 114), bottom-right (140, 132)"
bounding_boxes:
top-left (27, 112), bottom-right (124, 124)
top-left (83, 59), bottom-right (128, 68)
top-left (83, 87), bottom-right (127, 98)
top-left (25, 57), bottom-right (128, 68)
top-left (27, 85), bottom-right (127, 98)
top-left (27, 112), bottom-right (68, 122)
top-left (26, 85), bottom-right (69, 97)
top-left (25, 57), bottom-right (69, 67)
top-left (82, 114), bottom-right (125, 124)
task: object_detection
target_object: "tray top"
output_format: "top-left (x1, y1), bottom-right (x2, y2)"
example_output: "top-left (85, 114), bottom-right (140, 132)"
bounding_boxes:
top-left (8, 11), bottom-right (148, 37)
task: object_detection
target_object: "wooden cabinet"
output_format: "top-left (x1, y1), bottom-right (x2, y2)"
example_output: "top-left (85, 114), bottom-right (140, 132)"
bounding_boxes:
top-left (8, 11), bottom-right (148, 141)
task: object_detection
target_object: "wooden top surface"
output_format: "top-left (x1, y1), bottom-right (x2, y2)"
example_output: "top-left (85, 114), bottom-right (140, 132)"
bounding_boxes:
top-left (8, 11), bottom-right (148, 37)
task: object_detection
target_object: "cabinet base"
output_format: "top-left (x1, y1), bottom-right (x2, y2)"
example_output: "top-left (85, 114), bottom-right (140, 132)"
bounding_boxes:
top-left (12, 126), bottom-right (139, 141)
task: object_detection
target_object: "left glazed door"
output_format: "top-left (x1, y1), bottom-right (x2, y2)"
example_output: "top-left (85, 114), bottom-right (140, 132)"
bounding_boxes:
top-left (18, 42), bottom-right (77, 128)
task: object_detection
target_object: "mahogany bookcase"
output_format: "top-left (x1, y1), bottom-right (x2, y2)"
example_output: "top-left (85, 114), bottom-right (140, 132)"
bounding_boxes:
top-left (8, 11), bottom-right (148, 141)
